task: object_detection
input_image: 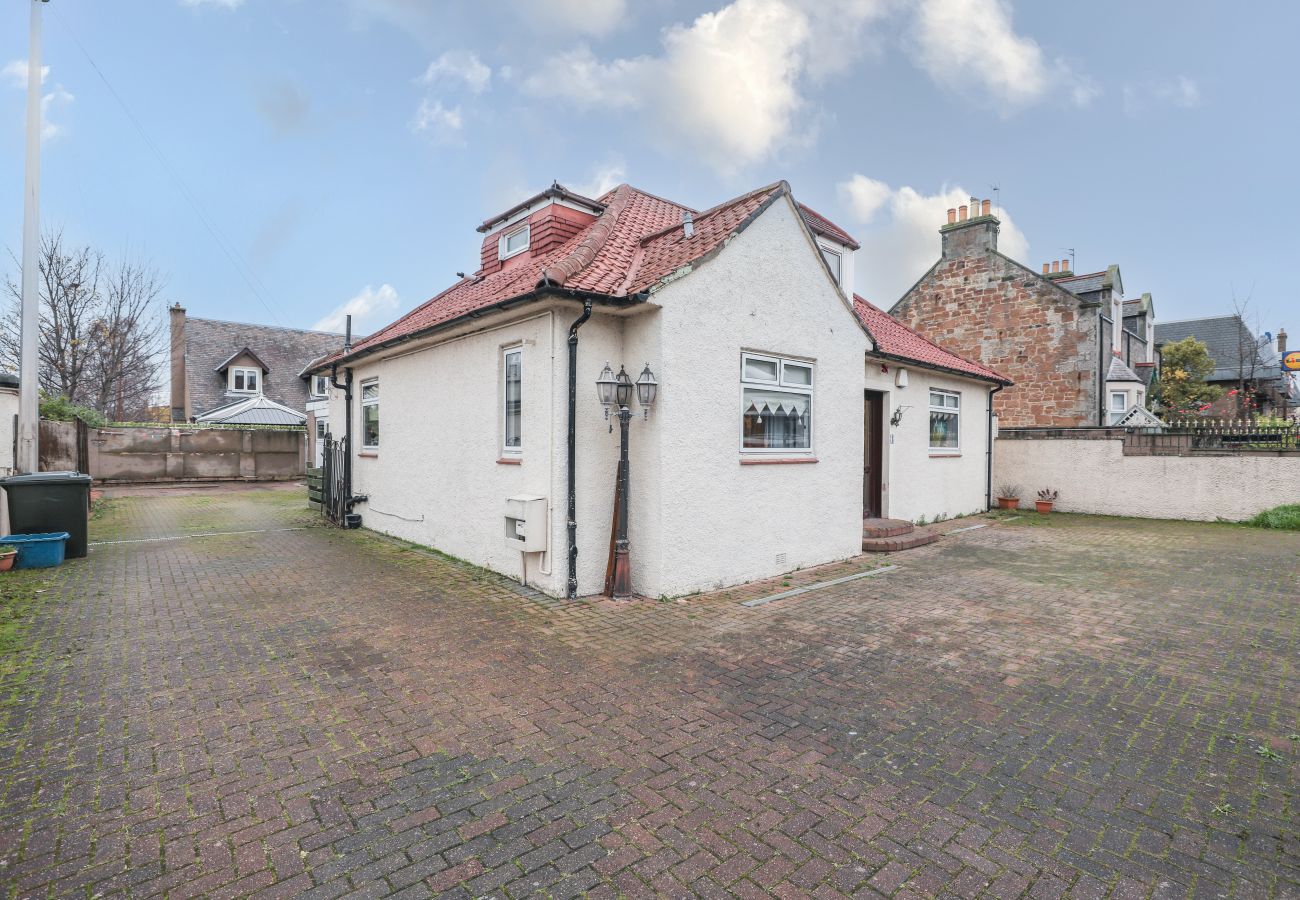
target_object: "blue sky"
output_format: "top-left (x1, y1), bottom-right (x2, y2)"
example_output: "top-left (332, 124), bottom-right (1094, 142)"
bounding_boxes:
top-left (1, 0), bottom-right (1295, 339)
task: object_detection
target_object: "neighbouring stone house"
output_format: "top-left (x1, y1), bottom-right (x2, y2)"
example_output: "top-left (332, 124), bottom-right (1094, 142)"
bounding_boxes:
top-left (168, 306), bottom-right (347, 458)
top-left (311, 181), bottom-right (1009, 600)
top-left (1156, 316), bottom-right (1297, 417)
top-left (890, 200), bottom-right (1157, 427)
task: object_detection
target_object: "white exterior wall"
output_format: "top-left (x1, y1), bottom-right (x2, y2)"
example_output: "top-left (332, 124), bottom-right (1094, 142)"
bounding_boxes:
top-left (648, 197), bottom-right (867, 597)
top-left (329, 311), bottom-right (570, 594)
top-left (994, 437), bottom-right (1300, 521)
top-left (0, 386), bottom-right (17, 535)
top-left (872, 365), bottom-right (994, 523)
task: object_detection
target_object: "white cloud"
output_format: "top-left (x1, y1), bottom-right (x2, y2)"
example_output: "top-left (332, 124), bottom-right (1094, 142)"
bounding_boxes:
top-left (418, 51), bottom-right (492, 94)
top-left (1123, 75), bottom-right (1201, 116)
top-left (314, 284), bottom-right (400, 333)
top-left (2, 59), bottom-right (49, 89)
top-left (40, 85), bottom-right (74, 141)
top-left (912, 0), bottom-right (1052, 106)
top-left (837, 176), bottom-right (1029, 304)
top-left (181, 0), bottom-right (245, 8)
top-left (526, 0), bottom-right (825, 174)
top-left (838, 174), bottom-right (892, 222)
top-left (513, 0), bottom-right (629, 37)
top-left (410, 99), bottom-right (464, 144)
top-left (571, 161), bottom-right (626, 199)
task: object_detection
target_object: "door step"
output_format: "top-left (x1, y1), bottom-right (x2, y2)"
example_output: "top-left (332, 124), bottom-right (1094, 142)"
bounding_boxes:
top-left (861, 517), bottom-right (940, 552)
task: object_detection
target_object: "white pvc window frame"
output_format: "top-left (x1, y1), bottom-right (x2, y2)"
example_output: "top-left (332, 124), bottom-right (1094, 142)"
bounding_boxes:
top-left (311, 374), bottom-right (329, 398)
top-left (230, 366), bottom-right (260, 394)
top-left (499, 224), bottom-right (531, 260)
top-left (819, 244), bottom-right (842, 284)
top-left (739, 351), bottom-right (815, 456)
top-left (502, 346), bottom-right (523, 457)
top-left (1108, 390), bottom-right (1128, 425)
top-left (928, 388), bottom-right (961, 453)
top-left (360, 378), bottom-right (380, 450)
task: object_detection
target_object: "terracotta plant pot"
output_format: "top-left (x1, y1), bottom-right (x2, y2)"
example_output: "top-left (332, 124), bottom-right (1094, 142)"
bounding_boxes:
top-left (996, 497), bottom-right (1019, 510)
top-left (0, 552), bottom-right (16, 572)
top-left (1034, 501), bottom-right (1054, 514)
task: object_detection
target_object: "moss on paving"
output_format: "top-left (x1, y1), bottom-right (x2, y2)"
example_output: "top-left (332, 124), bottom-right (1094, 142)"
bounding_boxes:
top-left (0, 567), bottom-right (59, 704)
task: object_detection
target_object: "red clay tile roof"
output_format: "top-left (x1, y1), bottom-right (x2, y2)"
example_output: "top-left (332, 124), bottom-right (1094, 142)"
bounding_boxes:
top-left (797, 203), bottom-right (861, 250)
top-left (853, 295), bottom-right (1011, 384)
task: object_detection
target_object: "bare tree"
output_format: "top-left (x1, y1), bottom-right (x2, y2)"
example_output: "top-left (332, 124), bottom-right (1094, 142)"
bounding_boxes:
top-left (1230, 293), bottom-right (1262, 419)
top-left (3, 230), bottom-right (165, 421)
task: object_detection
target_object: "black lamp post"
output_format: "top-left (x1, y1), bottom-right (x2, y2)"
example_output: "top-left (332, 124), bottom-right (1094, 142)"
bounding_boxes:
top-left (597, 362), bottom-right (657, 599)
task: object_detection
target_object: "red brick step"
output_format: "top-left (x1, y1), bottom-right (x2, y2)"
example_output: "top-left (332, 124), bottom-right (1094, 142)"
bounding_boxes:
top-left (861, 531), bottom-right (941, 552)
top-left (862, 517), bottom-right (915, 539)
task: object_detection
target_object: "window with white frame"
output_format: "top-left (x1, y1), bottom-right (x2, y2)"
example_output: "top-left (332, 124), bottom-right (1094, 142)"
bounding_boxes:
top-left (230, 366), bottom-right (260, 393)
top-left (311, 374), bottom-right (329, 397)
top-left (929, 389), bottom-right (960, 451)
top-left (740, 352), bottom-right (813, 452)
top-left (819, 245), bottom-right (842, 283)
top-left (498, 225), bottom-right (530, 260)
top-left (1108, 391), bottom-right (1128, 425)
top-left (503, 347), bottom-right (522, 455)
top-left (361, 379), bottom-right (379, 449)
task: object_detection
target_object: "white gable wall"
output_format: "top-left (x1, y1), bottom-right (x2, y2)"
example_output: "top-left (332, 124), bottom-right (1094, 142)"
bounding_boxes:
top-left (646, 195), bottom-right (867, 597)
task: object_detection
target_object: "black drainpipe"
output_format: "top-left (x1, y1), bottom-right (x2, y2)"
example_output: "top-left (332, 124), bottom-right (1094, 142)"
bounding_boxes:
top-left (985, 383), bottom-right (1004, 509)
top-left (566, 299), bottom-right (594, 599)
top-left (329, 316), bottom-right (361, 524)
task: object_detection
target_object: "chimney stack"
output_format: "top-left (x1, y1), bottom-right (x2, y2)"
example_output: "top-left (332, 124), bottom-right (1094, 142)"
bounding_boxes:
top-left (169, 303), bottom-right (188, 422)
top-left (1280, 329), bottom-right (1288, 355)
top-left (940, 197), bottom-right (1000, 257)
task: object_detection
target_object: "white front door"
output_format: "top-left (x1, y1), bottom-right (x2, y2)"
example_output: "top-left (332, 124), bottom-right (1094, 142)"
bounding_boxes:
top-left (314, 417), bottom-right (327, 467)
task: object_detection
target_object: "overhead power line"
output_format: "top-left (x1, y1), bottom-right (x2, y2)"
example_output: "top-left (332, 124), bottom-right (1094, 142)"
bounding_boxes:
top-left (49, 6), bottom-right (284, 325)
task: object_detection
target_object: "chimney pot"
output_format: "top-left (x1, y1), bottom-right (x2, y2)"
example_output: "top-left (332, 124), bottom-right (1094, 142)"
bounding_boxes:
top-left (981, 199), bottom-right (991, 217)
top-left (1279, 329), bottom-right (1288, 354)
top-left (1042, 263), bottom-right (1050, 275)
top-left (1061, 258), bottom-right (1070, 272)
top-left (958, 205), bottom-right (968, 221)
top-left (946, 208), bottom-right (956, 224)
top-left (1051, 260), bottom-right (1060, 273)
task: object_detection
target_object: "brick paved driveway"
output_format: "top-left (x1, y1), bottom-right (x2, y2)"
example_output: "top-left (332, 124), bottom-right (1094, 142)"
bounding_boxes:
top-left (1, 489), bottom-right (1297, 899)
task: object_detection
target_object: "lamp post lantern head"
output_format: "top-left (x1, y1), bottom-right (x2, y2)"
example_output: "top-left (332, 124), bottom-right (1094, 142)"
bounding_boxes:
top-left (635, 364), bottom-right (658, 414)
top-left (615, 364), bottom-right (633, 408)
top-left (596, 363), bottom-right (618, 409)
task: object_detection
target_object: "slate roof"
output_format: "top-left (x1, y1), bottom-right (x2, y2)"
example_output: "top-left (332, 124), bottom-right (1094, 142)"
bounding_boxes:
top-left (1056, 271), bottom-right (1107, 294)
top-left (853, 295), bottom-right (1011, 384)
top-left (195, 394), bottom-right (307, 426)
top-left (1155, 316), bottom-right (1282, 383)
top-left (1106, 356), bottom-right (1144, 384)
top-left (183, 317), bottom-right (347, 417)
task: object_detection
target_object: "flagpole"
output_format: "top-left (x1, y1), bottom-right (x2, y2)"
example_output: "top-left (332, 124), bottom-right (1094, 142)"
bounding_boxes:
top-left (17, 0), bottom-right (47, 473)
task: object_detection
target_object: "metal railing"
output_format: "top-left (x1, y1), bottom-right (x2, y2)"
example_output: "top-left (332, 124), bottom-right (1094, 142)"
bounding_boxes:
top-left (1128, 419), bottom-right (1299, 454)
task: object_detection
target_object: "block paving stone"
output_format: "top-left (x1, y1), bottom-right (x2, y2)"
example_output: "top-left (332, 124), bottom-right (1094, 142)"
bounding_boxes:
top-left (0, 489), bottom-right (1297, 897)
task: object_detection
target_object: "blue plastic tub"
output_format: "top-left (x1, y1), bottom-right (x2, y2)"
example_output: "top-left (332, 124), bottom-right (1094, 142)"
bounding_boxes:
top-left (1, 532), bottom-right (71, 569)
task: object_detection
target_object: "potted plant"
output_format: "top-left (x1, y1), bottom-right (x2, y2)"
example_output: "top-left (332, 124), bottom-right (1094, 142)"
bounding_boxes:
top-left (0, 544), bottom-right (16, 572)
top-left (996, 483), bottom-right (1021, 510)
top-left (1035, 488), bottom-right (1058, 514)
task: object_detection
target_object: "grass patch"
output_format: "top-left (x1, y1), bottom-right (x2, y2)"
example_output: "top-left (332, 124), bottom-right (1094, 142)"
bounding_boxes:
top-left (0, 569), bottom-right (56, 697)
top-left (1247, 504), bottom-right (1300, 530)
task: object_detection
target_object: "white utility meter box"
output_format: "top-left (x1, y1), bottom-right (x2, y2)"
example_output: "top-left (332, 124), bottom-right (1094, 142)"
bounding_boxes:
top-left (504, 495), bottom-right (547, 552)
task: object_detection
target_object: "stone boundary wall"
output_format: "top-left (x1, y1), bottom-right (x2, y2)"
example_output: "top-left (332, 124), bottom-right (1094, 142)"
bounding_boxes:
top-left (995, 430), bottom-right (1300, 521)
top-left (89, 425), bottom-right (305, 483)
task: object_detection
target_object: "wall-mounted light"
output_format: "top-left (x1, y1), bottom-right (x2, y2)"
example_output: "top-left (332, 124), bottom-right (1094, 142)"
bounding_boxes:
top-left (895, 367), bottom-right (909, 388)
top-left (890, 405), bottom-right (909, 427)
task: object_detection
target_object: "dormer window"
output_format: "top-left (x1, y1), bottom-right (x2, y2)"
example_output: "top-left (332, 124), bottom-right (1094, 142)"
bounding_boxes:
top-left (819, 245), bottom-right (842, 284)
top-left (230, 367), bottom-right (260, 394)
top-left (499, 225), bottom-right (530, 260)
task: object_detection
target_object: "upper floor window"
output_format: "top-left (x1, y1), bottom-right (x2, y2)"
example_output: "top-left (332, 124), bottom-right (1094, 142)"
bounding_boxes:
top-left (499, 225), bottom-right (530, 260)
top-left (929, 390), bottom-right (960, 452)
top-left (1109, 391), bottom-right (1127, 425)
top-left (741, 352), bottom-right (813, 452)
top-left (361, 379), bottom-right (379, 449)
top-left (311, 374), bottom-right (329, 397)
top-left (819, 245), bottom-right (842, 283)
top-left (230, 367), bottom-right (260, 394)
top-left (503, 347), bottom-right (522, 456)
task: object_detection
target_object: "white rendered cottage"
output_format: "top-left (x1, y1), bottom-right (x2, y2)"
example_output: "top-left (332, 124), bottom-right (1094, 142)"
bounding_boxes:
top-left (313, 182), bottom-right (1010, 599)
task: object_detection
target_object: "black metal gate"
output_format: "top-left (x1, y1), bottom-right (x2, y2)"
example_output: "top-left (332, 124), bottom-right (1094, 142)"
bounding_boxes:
top-left (321, 435), bottom-right (348, 524)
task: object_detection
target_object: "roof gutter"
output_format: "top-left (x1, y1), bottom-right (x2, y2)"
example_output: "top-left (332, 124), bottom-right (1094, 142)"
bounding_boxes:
top-left (315, 287), bottom-right (640, 373)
